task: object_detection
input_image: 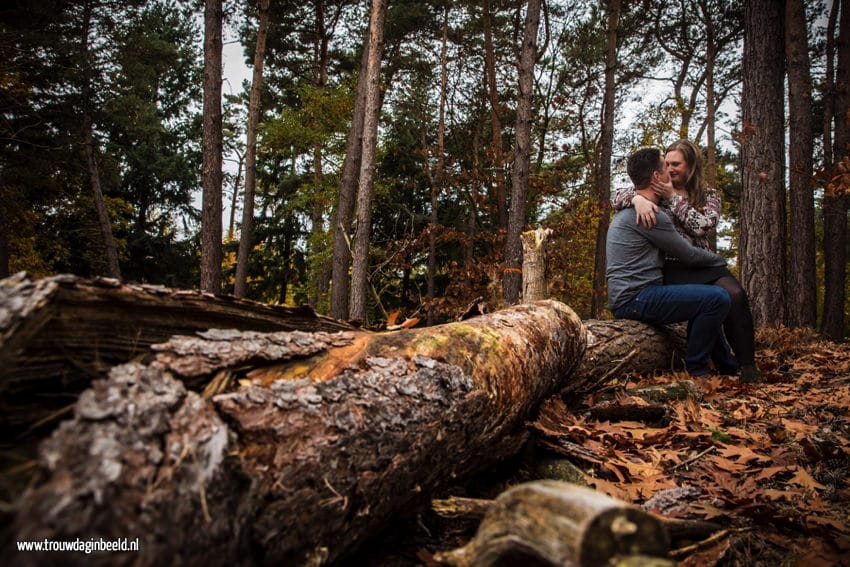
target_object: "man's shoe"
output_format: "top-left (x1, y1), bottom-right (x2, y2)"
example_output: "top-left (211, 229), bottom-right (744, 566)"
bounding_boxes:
top-left (740, 364), bottom-right (761, 384)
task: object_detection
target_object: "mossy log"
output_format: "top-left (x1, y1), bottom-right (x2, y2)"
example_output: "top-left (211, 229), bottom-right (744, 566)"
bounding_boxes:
top-left (434, 480), bottom-right (672, 567)
top-left (7, 300), bottom-right (586, 566)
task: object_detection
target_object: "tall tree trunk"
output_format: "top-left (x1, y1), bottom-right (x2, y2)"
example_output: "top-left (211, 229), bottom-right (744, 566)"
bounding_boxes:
top-left (349, 0), bottom-right (387, 324)
top-left (427, 7), bottom-right (449, 326)
top-left (699, 0), bottom-right (718, 252)
top-left (785, 0), bottom-right (817, 328)
top-left (309, 0), bottom-right (334, 309)
top-left (82, 114), bottom-right (121, 280)
top-left (80, 0), bottom-right (120, 280)
top-left (701, 0), bottom-right (717, 192)
top-left (466, 122), bottom-right (481, 288)
top-left (823, 0), bottom-right (839, 170)
top-left (482, 0), bottom-right (507, 230)
top-left (330, 42), bottom-right (370, 320)
top-left (200, 0), bottom-right (224, 294)
top-left (740, 0), bottom-right (786, 328)
top-left (590, 0), bottom-right (619, 317)
top-left (227, 151), bottom-right (245, 240)
top-left (503, 0), bottom-right (541, 305)
top-left (234, 0), bottom-right (270, 299)
top-left (278, 216), bottom-right (293, 304)
top-left (822, 0), bottom-right (849, 339)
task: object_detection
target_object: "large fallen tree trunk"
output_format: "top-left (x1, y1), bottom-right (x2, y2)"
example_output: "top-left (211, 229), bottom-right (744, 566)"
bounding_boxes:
top-left (0, 273), bottom-right (352, 438)
top-left (8, 300), bottom-right (586, 566)
top-left (0, 273), bottom-right (686, 442)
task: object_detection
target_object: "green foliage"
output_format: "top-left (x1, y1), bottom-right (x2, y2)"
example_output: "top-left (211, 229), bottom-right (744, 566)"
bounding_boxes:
top-left (2, 0), bottom-right (842, 334)
top-left (263, 82), bottom-right (354, 157)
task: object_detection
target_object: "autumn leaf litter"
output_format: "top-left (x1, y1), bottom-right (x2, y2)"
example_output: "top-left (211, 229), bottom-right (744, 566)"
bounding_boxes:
top-left (531, 326), bottom-right (850, 566)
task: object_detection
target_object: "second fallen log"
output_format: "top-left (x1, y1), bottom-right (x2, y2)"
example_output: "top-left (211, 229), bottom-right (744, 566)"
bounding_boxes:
top-left (435, 480), bottom-right (671, 567)
top-left (9, 300), bottom-right (586, 566)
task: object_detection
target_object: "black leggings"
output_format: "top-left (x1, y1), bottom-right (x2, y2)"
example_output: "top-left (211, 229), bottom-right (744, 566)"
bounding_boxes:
top-left (712, 276), bottom-right (756, 366)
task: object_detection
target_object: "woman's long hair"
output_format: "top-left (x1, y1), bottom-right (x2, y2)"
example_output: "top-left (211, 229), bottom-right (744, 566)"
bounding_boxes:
top-left (665, 139), bottom-right (706, 209)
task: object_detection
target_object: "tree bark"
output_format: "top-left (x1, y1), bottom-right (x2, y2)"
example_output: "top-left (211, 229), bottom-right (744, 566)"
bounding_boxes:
top-left (200, 0), bottom-right (224, 294)
top-left (822, 0), bottom-right (850, 340)
top-left (576, 319), bottom-right (687, 390)
top-left (785, 0), bottom-right (817, 328)
top-left (8, 300), bottom-right (586, 566)
top-left (434, 481), bottom-right (670, 567)
top-left (740, 0), bottom-right (786, 328)
top-left (330, 41), bottom-right (370, 320)
top-left (80, 0), bottom-right (121, 280)
top-left (503, 0), bottom-right (541, 305)
top-left (823, 0), bottom-right (839, 170)
top-left (590, 0), bottom-right (619, 317)
top-left (234, 0), bottom-right (271, 299)
top-left (0, 273), bottom-right (352, 440)
top-left (700, 0), bottom-right (718, 193)
top-left (349, 0), bottom-right (387, 324)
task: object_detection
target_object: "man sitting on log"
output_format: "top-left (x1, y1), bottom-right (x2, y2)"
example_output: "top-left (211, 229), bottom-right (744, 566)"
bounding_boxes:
top-left (605, 147), bottom-right (730, 377)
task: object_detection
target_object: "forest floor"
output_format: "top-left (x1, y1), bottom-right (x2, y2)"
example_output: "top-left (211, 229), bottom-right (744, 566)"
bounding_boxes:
top-left (361, 326), bottom-right (850, 566)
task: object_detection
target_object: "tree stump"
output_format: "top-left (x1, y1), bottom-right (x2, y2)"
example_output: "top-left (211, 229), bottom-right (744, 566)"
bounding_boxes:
top-left (522, 227), bottom-right (553, 302)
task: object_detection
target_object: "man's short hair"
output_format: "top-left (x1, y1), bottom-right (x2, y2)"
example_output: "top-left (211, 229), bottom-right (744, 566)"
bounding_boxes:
top-left (627, 148), bottom-right (663, 187)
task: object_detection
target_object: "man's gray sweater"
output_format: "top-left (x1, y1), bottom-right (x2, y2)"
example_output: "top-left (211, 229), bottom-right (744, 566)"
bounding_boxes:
top-left (606, 206), bottom-right (727, 311)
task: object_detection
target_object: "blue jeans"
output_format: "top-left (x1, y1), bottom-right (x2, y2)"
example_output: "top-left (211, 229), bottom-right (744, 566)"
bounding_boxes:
top-left (613, 285), bottom-right (731, 376)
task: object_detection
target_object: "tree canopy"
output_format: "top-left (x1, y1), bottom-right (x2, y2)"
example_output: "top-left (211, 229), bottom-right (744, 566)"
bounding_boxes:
top-left (1, 0), bottom-right (847, 334)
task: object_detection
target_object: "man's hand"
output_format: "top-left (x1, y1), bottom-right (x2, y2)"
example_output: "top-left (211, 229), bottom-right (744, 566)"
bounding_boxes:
top-left (632, 194), bottom-right (658, 228)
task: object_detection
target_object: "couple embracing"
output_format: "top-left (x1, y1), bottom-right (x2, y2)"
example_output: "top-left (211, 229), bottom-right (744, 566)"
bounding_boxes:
top-left (606, 142), bottom-right (759, 383)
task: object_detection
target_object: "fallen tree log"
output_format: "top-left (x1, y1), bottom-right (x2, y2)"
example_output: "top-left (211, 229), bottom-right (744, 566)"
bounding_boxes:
top-left (7, 300), bottom-right (586, 566)
top-left (0, 273), bottom-right (352, 438)
top-left (571, 319), bottom-right (687, 392)
top-left (431, 488), bottom-right (723, 565)
top-left (0, 273), bottom-right (689, 441)
top-left (433, 480), bottom-right (672, 567)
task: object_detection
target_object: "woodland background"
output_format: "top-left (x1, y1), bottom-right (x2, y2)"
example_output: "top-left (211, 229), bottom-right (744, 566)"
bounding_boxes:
top-left (1, 0), bottom-right (848, 337)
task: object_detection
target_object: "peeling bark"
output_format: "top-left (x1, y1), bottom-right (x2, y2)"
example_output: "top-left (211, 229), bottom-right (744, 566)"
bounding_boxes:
top-left (7, 300), bottom-right (586, 566)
